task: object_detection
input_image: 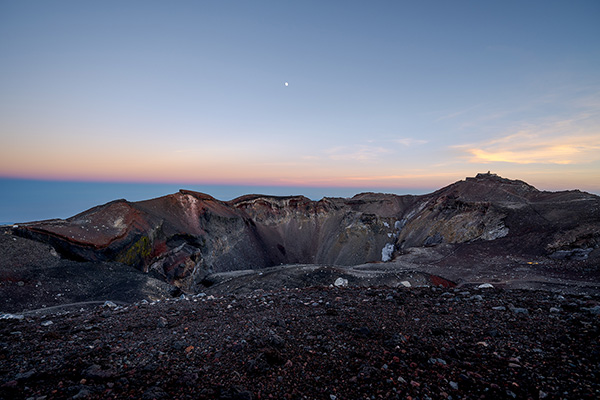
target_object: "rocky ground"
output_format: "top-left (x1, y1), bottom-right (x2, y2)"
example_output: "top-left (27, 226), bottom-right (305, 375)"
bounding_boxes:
top-left (1, 285), bottom-right (599, 400)
top-left (0, 231), bottom-right (176, 314)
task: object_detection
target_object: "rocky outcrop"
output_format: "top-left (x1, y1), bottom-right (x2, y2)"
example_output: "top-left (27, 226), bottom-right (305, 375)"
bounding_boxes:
top-left (13, 174), bottom-right (600, 291)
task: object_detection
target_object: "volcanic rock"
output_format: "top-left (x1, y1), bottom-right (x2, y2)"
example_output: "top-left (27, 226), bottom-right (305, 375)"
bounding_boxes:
top-left (5, 173), bottom-right (600, 299)
top-left (1, 286), bottom-right (598, 399)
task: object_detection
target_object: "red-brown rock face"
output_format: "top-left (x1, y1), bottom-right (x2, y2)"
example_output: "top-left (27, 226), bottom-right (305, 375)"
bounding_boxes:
top-left (13, 174), bottom-right (600, 291)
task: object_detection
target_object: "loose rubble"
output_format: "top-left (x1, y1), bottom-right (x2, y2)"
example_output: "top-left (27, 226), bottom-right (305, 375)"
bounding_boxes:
top-left (1, 286), bottom-right (598, 399)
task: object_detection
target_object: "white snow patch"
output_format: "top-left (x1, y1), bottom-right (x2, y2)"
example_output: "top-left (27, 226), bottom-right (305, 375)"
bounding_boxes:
top-left (383, 221), bottom-right (390, 228)
top-left (400, 281), bottom-right (411, 288)
top-left (381, 243), bottom-right (394, 262)
top-left (477, 283), bottom-right (494, 289)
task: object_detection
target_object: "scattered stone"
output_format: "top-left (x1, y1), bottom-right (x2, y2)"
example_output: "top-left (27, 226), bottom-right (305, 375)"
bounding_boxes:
top-left (428, 358), bottom-right (447, 365)
top-left (82, 364), bottom-right (115, 379)
top-left (15, 369), bottom-right (36, 381)
top-left (477, 283), bottom-right (494, 289)
top-left (72, 387), bottom-right (92, 399)
top-left (172, 341), bottom-right (187, 350)
top-left (142, 386), bottom-right (168, 400)
top-left (583, 305), bottom-right (600, 315)
top-left (157, 316), bottom-right (168, 328)
top-left (334, 277), bottom-right (348, 287)
top-left (268, 334), bottom-right (285, 348)
top-left (510, 306), bottom-right (529, 315)
top-left (0, 313), bottom-right (24, 320)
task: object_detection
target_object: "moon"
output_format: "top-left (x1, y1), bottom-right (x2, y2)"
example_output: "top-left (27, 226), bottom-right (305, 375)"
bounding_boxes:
top-left (284, 82), bottom-right (288, 87)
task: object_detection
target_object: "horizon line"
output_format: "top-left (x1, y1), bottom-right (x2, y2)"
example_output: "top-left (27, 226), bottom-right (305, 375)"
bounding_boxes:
top-left (0, 175), bottom-right (440, 191)
top-left (1, 174), bottom-right (598, 197)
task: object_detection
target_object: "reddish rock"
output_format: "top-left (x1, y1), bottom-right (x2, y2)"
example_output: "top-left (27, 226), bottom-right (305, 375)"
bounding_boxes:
top-left (10, 174), bottom-right (600, 294)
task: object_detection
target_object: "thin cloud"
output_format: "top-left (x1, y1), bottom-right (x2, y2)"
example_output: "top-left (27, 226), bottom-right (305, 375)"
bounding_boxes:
top-left (394, 138), bottom-right (429, 146)
top-left (434, 104), bottom-right (484, 122)
top-left (455, 121), bottom-right (600, 165)
top-left (342, 172), bottom-right (458, 181)
top-left (326, 145), bottom-right (392, 161)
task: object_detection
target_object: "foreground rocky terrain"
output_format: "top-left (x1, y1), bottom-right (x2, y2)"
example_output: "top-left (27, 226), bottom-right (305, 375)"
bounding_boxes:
top-left (0, 231), bottom-right (177, 314)
top-left (1, 286), bottom-right (599, 400)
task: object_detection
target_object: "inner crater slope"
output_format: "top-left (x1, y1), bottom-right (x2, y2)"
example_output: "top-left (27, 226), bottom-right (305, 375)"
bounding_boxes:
top-left (12, 173), bottom-right (600, 292)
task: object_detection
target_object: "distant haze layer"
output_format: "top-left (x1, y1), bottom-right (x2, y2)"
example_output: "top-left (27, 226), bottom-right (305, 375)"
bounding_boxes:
top-left (2, 174), bottom-right (598, 224)
top-left (0, 179), bottom-right (434, 223)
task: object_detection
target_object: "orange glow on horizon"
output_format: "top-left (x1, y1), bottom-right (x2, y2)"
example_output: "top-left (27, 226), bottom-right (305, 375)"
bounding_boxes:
top-left (1, 131), bottom-right (599, 195)
top-left (2, 167), bottom-right (600, 196)
top-left (0, 145), bottom-right (454, 190)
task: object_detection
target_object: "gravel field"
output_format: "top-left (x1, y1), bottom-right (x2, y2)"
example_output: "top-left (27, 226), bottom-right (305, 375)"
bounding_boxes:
top-left (1, 286), bottom-right (599, 400)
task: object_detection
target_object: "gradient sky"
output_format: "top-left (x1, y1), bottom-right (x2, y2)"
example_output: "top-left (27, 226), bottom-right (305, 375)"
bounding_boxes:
top-left (1, 0), bottom-right (600, 195)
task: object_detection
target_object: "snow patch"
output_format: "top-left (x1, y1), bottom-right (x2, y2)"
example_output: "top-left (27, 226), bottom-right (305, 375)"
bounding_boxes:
top-left (381, 243), bottom-right (394, 262)
top-left (394, 220), bottom-right (405, 230)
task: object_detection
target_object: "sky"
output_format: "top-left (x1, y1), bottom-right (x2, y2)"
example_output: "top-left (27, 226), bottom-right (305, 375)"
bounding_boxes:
top-left (1, 1), bottom-right (600, 221)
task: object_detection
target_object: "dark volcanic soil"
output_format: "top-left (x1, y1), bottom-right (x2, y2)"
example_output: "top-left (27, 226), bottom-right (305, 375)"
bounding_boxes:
top-left (0, 231), bottom-right (176, 313)
top-left (1, 286), bottom-right (599, 400)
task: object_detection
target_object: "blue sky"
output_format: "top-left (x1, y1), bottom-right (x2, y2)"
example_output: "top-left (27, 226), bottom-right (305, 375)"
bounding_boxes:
top-left (1, 1), bottom-right (599, 221)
